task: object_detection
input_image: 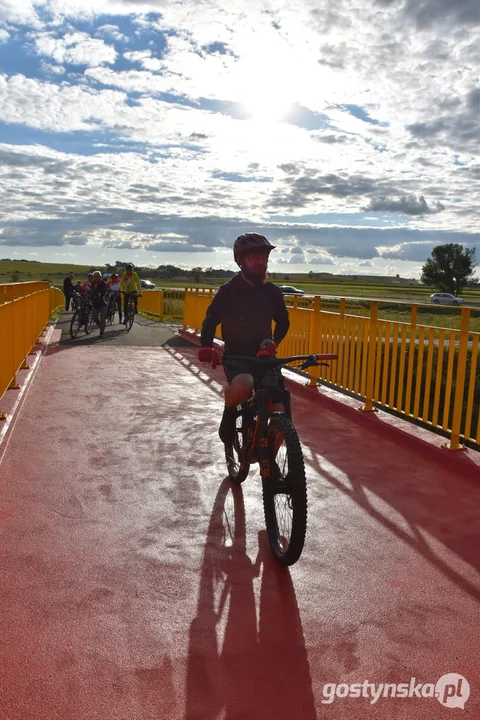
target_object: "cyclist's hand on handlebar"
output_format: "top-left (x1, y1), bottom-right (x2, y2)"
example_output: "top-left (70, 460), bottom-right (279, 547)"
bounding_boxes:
top-left (198, 346), bottom-right (214, 363)
top-left (198, 346), bottom-right (221, 368)
top-left (256, 339), bottom-right (277, 358)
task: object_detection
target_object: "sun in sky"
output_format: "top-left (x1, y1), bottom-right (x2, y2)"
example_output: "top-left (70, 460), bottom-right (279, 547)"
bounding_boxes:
top-left (232, 34), bottom-right (301, 123)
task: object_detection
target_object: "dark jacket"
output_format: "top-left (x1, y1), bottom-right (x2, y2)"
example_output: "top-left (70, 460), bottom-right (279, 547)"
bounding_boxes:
top-left (63, 277), bottom-right (73, 296)
top-left (200, 274), bottom-right (290, 356)
top-left (89, 280), bottom-right (107, 309)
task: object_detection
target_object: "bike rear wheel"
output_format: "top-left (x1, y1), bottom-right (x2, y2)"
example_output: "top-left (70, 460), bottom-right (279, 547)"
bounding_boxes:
top-left (226, 410), bottom-right (250, 484)
top-left (262, 415), bottom-right (307, 566)
top-left (69, 311), bottom-right (81, 338)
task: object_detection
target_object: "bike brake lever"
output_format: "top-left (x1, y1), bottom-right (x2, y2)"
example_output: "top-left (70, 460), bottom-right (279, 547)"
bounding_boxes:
top-left (296, 360), bottom-right (330, 370)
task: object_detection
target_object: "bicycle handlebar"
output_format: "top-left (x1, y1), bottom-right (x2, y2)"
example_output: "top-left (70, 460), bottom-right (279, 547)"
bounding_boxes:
top-left (213, 352), bottom-right (338, 370)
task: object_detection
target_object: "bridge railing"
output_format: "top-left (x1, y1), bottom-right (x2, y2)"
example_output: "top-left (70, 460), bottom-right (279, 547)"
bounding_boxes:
top-left (2, 283), bottom-right (478, 451)
top-left (182, 288), bottom-right (479, 451)
top-left (0, 282), bottom-right (64, 416)
top-left (137, 289), bottom-right (184, 321)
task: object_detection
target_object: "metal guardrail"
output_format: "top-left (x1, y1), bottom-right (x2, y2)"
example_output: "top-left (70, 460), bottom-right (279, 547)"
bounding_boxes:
top-left (137, 289), bottom-right (184, 321)
top-left (182, 288), bottom-right (480, 451)
top-left (0, 282), bottom-right (64, 416)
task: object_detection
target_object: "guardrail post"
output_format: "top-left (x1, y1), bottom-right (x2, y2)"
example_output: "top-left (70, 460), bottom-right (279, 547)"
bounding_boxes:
top-left (308, 296), bottom-right (322, 385)
top-left (158, 291), bottom-right (164, 322)
top-left (361, 301), bottom-right (378, 412)
top-left (443, 307), bottom-right (470, 451)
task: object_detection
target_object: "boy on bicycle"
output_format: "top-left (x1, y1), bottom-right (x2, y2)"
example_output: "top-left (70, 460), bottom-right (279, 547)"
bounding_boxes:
top-left (197, 233), bottom-right (290, 446)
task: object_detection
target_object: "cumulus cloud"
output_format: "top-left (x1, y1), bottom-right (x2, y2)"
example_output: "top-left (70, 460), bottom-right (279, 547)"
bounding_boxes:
top-left (404, 0), bottom-right (480, 29)
top-left (309, 255), bottom-right (336, 265)
top-left (366, 194), bottom-right (445, 216)
top-left (33, 31), bottom-right (117, 67)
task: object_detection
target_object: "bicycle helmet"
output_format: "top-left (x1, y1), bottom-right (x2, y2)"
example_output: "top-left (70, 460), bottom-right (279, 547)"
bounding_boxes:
top-left (125, 263), bottom-right (133, 271)
top-left (233, 233), bottom-right (275, 265)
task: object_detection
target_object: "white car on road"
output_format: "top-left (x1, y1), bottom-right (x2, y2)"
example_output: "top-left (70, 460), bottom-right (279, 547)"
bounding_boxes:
top-left (430, 292), bottom-right (464, 305)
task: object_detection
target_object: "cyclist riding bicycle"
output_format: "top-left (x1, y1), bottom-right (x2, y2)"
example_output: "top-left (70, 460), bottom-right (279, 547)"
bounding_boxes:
top-left (198, 232), bottom-right (290, 447)
top-left (89, 270), bottom-right (108, 336)
top-left (107, 273), bottom-right (122, 323)
top-left (120, 263), bottom-right (142, 323)
top-left (81, 273), bottom-right (94, 293)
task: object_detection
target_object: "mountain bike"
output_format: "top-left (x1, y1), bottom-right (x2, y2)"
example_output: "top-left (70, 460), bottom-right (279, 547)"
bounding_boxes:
top-left (122, 291), bottom-right (141, 332)
top-left (216, 352), bottom-right (338, 566)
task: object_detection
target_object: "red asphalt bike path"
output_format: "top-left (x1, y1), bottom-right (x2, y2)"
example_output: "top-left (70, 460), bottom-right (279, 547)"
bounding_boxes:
top-left (0, 326), bottom-right (479, 720)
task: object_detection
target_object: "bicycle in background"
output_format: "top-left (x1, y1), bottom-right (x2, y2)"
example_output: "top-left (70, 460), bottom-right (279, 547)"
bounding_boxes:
top-left (106, 290), bottom-right (121, 325)
top-left (215, 352), bottom-right (338, 566)
top-left (69, 291), bottom-right (94, 338)
top-left (121, 291), bottom-right (141, 332)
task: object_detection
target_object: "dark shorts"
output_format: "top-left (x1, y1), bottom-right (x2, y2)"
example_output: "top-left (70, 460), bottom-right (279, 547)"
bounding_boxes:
top-left (223, 356), bottom-right (284, 391)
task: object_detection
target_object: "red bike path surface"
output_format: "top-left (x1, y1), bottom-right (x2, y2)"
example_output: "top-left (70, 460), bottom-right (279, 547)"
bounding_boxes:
top-left (0, 322), bottom-right (479, 720)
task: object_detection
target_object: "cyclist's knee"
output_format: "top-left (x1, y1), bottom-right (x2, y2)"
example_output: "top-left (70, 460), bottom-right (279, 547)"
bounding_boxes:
top-left (225, 373), bottom-right (253, 406)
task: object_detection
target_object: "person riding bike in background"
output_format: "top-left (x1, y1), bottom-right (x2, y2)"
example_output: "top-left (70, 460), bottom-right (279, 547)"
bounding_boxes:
top-left (89, 270), bottom-right (108, 337)
top-left (197, 232), bottom-right (290, 448)
top-left (120, 263), bottom-right (142, 323)
top-left (81, 272), bottom-right (94, 293)
top-left (107, 273), bottom-right (122, 323)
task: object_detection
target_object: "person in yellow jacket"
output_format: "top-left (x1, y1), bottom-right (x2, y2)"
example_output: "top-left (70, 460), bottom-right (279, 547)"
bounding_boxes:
top-left (120, 263), bottom-right (142, 322)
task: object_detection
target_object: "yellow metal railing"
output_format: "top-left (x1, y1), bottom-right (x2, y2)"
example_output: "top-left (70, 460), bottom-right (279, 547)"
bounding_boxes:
top-left (182, 289), bottom-right (479, 451)
top-left (0, 282), bottom-right (64, 415)
top-left (2, 283), bottom-right (478, 451)
top-left (137, 289), bottom-right (185, 322)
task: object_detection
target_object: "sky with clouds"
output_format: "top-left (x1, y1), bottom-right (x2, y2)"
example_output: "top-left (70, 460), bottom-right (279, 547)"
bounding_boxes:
top-left (0, 0), bottom-right (478, 277)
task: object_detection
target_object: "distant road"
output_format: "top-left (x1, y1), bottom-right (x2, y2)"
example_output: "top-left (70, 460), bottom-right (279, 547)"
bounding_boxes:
top-left (302, 294), bottom-right (480, 307)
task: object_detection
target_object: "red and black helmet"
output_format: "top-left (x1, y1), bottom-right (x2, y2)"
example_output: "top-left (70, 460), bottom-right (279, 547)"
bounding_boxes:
top-left (233, 233), bottom-right (275, 264)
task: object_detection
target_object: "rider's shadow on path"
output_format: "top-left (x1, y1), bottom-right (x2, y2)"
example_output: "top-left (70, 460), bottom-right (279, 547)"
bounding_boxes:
top-left (185, 479), bottom-right (316, 720)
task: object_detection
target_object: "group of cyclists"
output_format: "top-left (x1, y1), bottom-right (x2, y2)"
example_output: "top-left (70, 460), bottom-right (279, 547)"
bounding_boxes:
top-left (65, 264), bottom-right (142, 336)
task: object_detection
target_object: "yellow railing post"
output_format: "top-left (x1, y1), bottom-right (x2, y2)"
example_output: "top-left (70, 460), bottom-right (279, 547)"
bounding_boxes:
top-left (443, 307), bottom-right (471, 451)
top-left (158, 291), bottom-right (164, 321)
top-left (362, 301), bottom-right (378, 412)
top-left (308, 296), bottom-right (322, 385)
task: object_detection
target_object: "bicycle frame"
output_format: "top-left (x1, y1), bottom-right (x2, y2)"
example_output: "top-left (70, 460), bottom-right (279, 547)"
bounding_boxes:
top-left (222, 353), bottom-right (337, 479)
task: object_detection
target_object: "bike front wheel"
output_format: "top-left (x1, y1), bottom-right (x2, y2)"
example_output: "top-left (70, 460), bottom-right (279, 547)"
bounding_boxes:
top-left (226, 411), bottom-right (250, 484)
top-left (262, 415), bottom-right (307, 566)
top-left (84, 310), bottom-right (94, 335)
top-left (70, 311), bottom-right (81, 338)
top-left (125, 302), bottom-right (134, 331)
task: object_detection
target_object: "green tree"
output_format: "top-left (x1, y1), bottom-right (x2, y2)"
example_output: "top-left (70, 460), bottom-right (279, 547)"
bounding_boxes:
top-left (190, 266), bottom-right (203, 283)
top-left (421, 243), bottom-right (478, 294)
